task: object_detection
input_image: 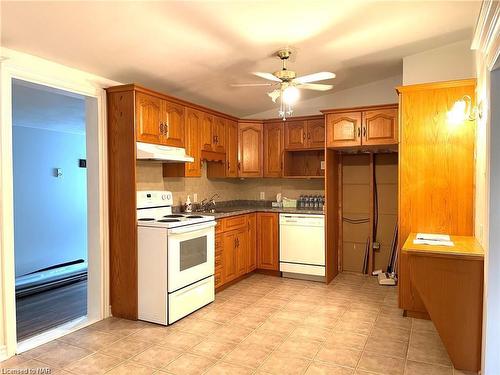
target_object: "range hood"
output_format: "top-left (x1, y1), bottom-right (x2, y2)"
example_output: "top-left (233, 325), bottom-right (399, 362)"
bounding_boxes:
top-left (136, 142), bottom-right (194, 163)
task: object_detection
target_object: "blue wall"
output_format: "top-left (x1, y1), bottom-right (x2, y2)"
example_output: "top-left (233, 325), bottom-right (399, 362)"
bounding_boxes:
top-left (13, 126), bottom-right (87, 277)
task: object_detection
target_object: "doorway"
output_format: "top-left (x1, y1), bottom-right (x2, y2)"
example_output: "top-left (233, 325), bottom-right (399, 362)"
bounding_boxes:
top-left (11, 79), bottom-right (95, 342)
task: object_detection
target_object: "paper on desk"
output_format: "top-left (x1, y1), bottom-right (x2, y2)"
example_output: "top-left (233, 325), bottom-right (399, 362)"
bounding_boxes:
top-left (413, 239), bottom-right (454, 246)
top-left (414, 233), bottom-right (453, 246)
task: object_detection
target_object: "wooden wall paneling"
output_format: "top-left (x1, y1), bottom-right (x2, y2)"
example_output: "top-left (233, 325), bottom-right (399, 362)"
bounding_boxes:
top-left (397, 80), bottom-right (476, 313)
top-left (263, 121), bottom-right (283, 177)
top-left (325, 149), bottom-right (339, 283)
top-left (238, 121), bottom-right (263, 177)
top-left (256, 213), bottom-right (279, 270)
top-left (107, 90), bottom-right (138, 319)
top-left (338, 154), bottom-right (343, 272)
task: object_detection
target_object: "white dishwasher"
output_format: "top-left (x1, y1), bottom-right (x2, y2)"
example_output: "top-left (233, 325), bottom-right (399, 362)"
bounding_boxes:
top-left (279, 213), bottom-right (325, 278)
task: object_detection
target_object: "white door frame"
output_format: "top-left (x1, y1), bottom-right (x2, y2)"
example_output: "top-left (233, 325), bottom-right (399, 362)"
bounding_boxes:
top-left (0, 48), bottom-right (119, 359)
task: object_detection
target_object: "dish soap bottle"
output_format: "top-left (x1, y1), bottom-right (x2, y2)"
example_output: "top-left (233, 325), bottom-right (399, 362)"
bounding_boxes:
top-left (185, 195), bottom-right (192, 213)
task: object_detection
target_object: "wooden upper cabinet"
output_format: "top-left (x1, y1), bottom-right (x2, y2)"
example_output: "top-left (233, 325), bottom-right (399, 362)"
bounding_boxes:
top-left (161, 100), bottom-right (185, 148)
top-left (163, 108), bottom-right (201, 177)
top-left (306, 118), bottom-right (325, 148)
top-left (238, 121), bottom-right (263, 177)
top-left (136, 92), bottom-right (162, 144)
top-left (362, 108), bottom-right (398, 146)
top-left (284, 120), bottom-right (307, 150)
top-left (183, 108), bottom-right (202, 176)
top-left (226, 120), bottom-right (239, 177)
top-left (213, 116), bottom-right (226, 153)
top-left (256, 212), bottom-right (279, 271)
top-left (200, 113), bottom-right (214, 151)
top-left (325, 105), bottom-right (398, 149)
top-left (263, 122), bottom-right (283, 177)
top-left (326, 112), bottom-right (361, 148)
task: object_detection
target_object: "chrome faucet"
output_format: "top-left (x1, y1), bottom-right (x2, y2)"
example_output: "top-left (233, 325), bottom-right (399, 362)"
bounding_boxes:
top-left (198, 194), bottom-right (220, 212)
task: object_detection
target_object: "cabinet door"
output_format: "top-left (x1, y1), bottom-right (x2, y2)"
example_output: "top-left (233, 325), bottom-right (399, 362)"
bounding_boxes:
top-left (200, 113), bottom-right (214, 151)
top-left (226, 120), bottom-right (239, 177)
top-left (213, 116), bottom-right (226, 153)
top-left (135, 92), bottom-right (162, 144)
top-left (326, 112), bottom-right (362, 148)
top-left (184, 108), bottom-right (202, 176)
top-left (238, 122), bottom-right (263, 177)
top-left (263, 122), bottom-right (283, 177)
top-left (236, 229), bottom-right (247, 277)
top-left (161, 100), bottom-right (185, 147)
top-left (284, 120), bottom-right (306, 150)
top-left (247, 214), bottom-right (257, 272)
top-left (362, 108), bottom-right (398, 146)
top-left (306, 118), bottom-right (325, 148)
top-left (256, 213), bottom-right (279, 270)
top-left (222, 231), bottom-right (237, 282)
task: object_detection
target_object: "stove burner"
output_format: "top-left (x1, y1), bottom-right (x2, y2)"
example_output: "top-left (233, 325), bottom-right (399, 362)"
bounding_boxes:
top-left (186, 215), bottom-right (203, 219)
top-left (138, 218), bottom-right (155, 221)
top-left (157, 219), bottom-right (181, 223)
top-left (164, 214), bottom-right (185, 218)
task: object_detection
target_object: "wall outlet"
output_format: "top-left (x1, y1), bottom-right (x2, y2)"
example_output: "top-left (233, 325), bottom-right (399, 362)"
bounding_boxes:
top-left (260, 192), bottom-right (265, 200)
top-left (320, 161), bottom-right (325, 170)
top-left (193, 193), bottom-right (198, 203)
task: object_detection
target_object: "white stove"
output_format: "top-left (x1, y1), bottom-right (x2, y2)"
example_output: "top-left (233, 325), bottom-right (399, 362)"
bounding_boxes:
top-left (137, 190), bottom-right (215, 325)
top-left (137, 191), bottom-right (215, 228)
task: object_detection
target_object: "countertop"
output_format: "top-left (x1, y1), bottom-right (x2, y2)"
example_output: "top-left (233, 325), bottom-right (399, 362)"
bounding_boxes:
top-left (402, 232), bottom-right (484, 259)
top-left (209, 206), bottom-right (325, 219)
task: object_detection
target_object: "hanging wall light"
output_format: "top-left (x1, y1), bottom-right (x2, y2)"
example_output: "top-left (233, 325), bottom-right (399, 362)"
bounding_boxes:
top-left (447, 95), bottom-right (483, 125)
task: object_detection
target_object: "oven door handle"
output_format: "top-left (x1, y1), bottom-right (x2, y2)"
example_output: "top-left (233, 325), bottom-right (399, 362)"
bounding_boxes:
top-left (167, 221), bottom-right (216, 234)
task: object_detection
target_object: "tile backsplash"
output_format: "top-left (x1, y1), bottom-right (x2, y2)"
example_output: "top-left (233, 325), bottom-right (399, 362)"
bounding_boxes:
top-left (136, 162), bottom-right (324, 207)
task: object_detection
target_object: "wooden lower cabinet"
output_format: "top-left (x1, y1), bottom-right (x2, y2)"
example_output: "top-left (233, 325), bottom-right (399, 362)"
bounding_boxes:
top-left (256, 212), bottom-right (279, 270)
top-left (215, 212), bottom-right (276, 290)
top-left (247, 214), bottom-right (257, 271)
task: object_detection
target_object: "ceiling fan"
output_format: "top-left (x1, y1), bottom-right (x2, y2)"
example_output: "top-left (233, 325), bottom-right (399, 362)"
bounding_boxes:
top-left (231, 49), bottom-right (335, 119)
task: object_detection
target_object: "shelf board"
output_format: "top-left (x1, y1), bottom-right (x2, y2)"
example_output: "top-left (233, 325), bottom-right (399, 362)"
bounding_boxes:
top-left (282, 175), bottom-right (324, 179)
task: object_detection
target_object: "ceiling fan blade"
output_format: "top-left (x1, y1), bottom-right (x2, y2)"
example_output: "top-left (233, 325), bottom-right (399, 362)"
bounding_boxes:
top-left (293, 72), bottom-right (336, 84)
top-left (297, 83), bottom-right (333, 91)
top-left (253, 72), bottom-right (282, 82)
top-left (230, 83), bottom-right (273, 87)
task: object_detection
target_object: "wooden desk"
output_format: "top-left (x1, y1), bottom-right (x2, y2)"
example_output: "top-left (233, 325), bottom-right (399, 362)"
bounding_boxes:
top-left (402, 234), bottom-right (483, 372)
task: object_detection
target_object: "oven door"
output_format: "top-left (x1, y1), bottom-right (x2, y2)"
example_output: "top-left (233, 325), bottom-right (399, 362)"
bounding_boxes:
top-left (167, 221), bottom-right (215, 293)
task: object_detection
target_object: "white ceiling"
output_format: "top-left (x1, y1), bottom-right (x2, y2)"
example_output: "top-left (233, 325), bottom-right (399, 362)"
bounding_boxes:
top-left (1, 1), bottom-right (480, 117)
top-left (12, 80), bottom-right (86, 134)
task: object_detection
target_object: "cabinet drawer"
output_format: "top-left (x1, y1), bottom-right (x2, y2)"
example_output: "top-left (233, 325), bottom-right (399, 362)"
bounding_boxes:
top-left (223, 215), bottom-right (248, 231)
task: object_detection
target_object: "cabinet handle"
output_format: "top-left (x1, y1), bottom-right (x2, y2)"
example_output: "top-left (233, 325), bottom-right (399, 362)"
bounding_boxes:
top-left (363, 126), bottom-right (366, 138)
top-left (307, 132), bottom-right (311, 140)
top-left (160, 123), bottom-right (164, 134)
top-left (238, 162), bottom-right (241, 170)
top-left (303, 133), bottom-right (306, 140)
top-left (357, 127), bottom-right (361, 138)
top-left (165, 123), bottom-right (169, 137)
top-left (227, 161), bottom-right (230, 170)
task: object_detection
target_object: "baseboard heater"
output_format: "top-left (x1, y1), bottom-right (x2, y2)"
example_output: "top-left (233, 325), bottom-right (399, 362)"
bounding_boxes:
top-left (15, 259), bottom-right (88, 298)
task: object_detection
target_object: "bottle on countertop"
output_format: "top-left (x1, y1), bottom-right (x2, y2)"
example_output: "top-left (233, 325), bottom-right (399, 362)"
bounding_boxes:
top-left (185, 195), bottom-right (192, 213)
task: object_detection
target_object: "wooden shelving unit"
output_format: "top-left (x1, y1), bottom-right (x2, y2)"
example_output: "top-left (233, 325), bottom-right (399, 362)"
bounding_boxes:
top-left (283, 149), bottom-right (324, 178)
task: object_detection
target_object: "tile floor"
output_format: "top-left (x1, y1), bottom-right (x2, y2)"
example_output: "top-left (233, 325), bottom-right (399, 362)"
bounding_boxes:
top-left (1, 273), bottom-right (475, 375)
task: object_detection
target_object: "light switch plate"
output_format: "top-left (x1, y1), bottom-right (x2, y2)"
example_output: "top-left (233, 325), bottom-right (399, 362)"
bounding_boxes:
top-left (193, 193), bottom-right (198, 202)
top-left (260, 192), bottom-right (265, 200)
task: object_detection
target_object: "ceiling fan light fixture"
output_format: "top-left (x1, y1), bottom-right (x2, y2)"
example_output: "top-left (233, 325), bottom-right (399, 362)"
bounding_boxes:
top-left (282, 86), bottom-right (300, 105)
